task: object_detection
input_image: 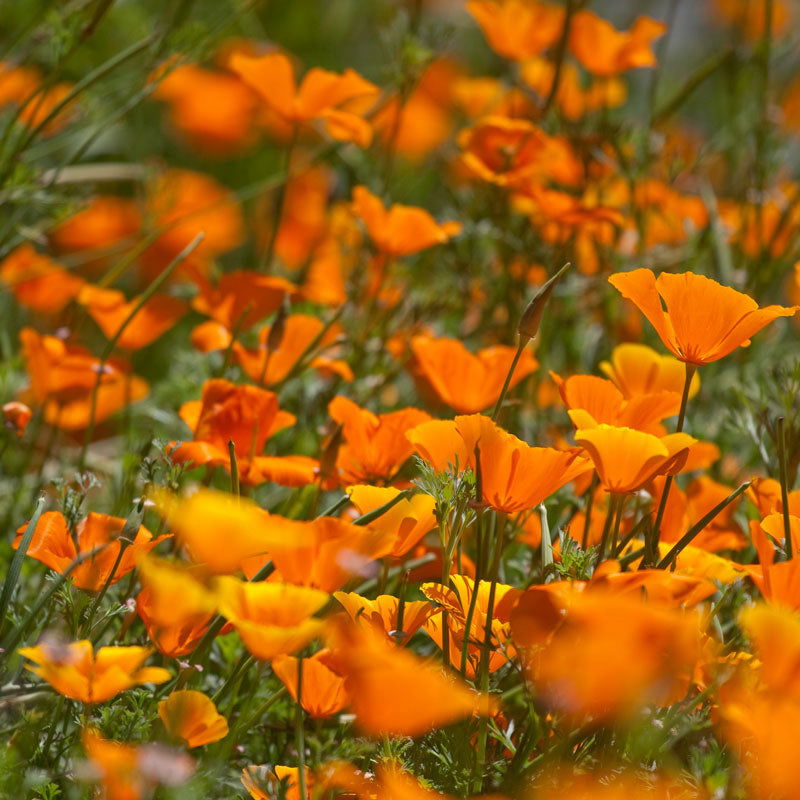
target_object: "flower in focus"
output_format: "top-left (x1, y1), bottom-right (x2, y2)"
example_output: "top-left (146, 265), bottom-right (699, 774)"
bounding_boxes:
top-left (272, 650), bottom-right (350, 718)
top-left (19, 639), bottom-right (170, 703)
top-left (608, 269), bottom-right (798, 365)
top-left (599, 342), bottom-right (700, 399)
top-left (334, 590), bottom-right (434, 643)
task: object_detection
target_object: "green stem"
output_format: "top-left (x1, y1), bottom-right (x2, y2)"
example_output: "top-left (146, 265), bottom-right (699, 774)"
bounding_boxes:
top-left (295, 656), bottom-right (307, 800)
top-left (491, 337), bottom-right (526, 422)
top-left (261, 125), bottom-right (298, 271)
top-left (228, 440), bottom-right (240, 498)
top-left (596, 494), bottom-right (618, 566)
top-left (777, 417), bottom-right (793, 559)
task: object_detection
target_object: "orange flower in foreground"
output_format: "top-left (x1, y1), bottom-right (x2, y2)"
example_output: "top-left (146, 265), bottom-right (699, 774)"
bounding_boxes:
top-left (242, 765), bottom-right (312, 800)
top-left (158, 690), bottom-right (228, 748)
top-left (257, 515), bottom-right (394, 592)
top-left (330, 620), bottom-right (497, 737)
top-left (351, 186), bottom-right (461, 257)
top-left (334, 591), bottom-right (434, 643)
top-left (14, 511), bottom-right (168, 592)
top-left (18, 639), bottom-right (170, 703)
top-left (608, 269), bottom-right (798, 365)
top-left (569, 11), bottom-right (666, 77)
top-left (0, 244), bottom-right (84, 314)
top-left (329, 396), bottom-right (431, 484)
top-left (20, 328), bottom-right (148, 430)
top-left (171, 379), bottom-right (320, 488)
top-left (78, 285), bottom-right (187, 350)
top-left (599, 342), bottom-right (700, 399)
top-left (214, 576), bottom-right (328, 661)
top-left (346, 485), bottom-right (436, 558)
top-left (408, 335), bottom-right (537, 414)
top-left (233, 314), bottom-right (353, 386)
top-left (229, 52), bottom-right (379, 146)
top-left (153, 488), bottom-right (310, 575)
top-left (467, 0), bottom-right (565, 62)
top-left (272, 650), bottom-right (349, 718)
top-left (575, 424), bottom-right (695, 494)
top-left (137, 585), bottom-right (213, 658)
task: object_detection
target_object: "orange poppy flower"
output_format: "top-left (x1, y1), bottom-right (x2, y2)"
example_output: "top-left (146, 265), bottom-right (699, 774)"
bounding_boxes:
top-left (142, 168), bottom-right (244, 282)
top-left (14, 511), bottom-right (168, 592)
top-left (569, 11), bottom-right (666, 77)
top-left (49, 196), bottom-right (142, 269)
top-left (170, 379), bottom-right (320, 488)
top-left (467, 0), bottom-right (565, 62)
top-left (233, 314), bottom-right (352, 386)
top-left (78, 285), bottom-right (187, 350)
top-left (158, 690), bottom-right (229, 748)
top-left (1, 244), bottom-right (85, 314)
top-left (552, 371), bottom-right (680, 435)
top-left (330, 619), bottom-right (497, 737)
top-left (351, 186), bottom-right (461, 257)
top-left (3, 401), bottom-right (32, 435)
top-left (19, 328), bottom-right (148, 431)
top-left (590, 568), bottom-right (717, 608)
top-left (136, 585), bottom-right (213, 658)
top-left (329, 396), bottom-right (431, 484)
top-left (153, 488), bottom-right (312, 575)
top-left (82, 729), bottom-right (195, 800)
top-left (746, 515), bottom-right (800, 610)
top-left (407, 335), bottom-right (537, 415)
top-left (272, 650), bottom-right (349, 718)
top-left (256, 515), bottom-right (394, 592)
top-left (748, 476), bottom-right (800, 517)
top-left (712, 0), bottom-right (791, 42)
top-left (214, 576), bottom-right (328, 661)
top-left (608, 269), bottom-right (798, 365)
top-left (153, 61), bottom-right (259, 155)
top-left (190, 269), bottom-right (298, 335)
top-left (574, 424), bottom-right (695, 494)
top-left (334, 591), bottom-right (435, 643)
top-left (242, 765), bottom-right (313, 800)
top-left (406, 418), bottom-right (474, 474)
top-left (512, 589), bottom-right (704, 722)
top-left (18, 639), bottom-right (170, 703)
top-left (229, 51), bottom-right (379, 146)
top-left (599, 342), bottom-right (700, 399)
top-left (458, 116), bottom-right (582, 188)
top-left (345, 485), bottom-right (436, 558)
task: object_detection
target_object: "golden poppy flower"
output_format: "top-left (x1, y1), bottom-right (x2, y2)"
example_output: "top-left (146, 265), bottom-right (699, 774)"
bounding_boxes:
top-left (13, 511), bottom-right (169, 592)
top-left (229, 51), bottom-right (378, 146)
top-left (158, 690), bottom-right (229, 748)
top-left (599, 342), bottom-right (700, 399)
top-left (2, 400), bottom-right (32, 435)
top-left (136, 585), bottom-right (214, 659)
top-left (214, 576), bottom-right (328, 661)
top-left (334, 590), bottom-right (434, 643)
top-left (608, 268), bottom-right (798, 365)
top-left (351, 186), bottom-right (461, 257)
top-left (574, 424), bottom-right (696, 493)
top-left (272, 650), bottom-right (349, 718)
top-left (233, 314), bottom-right (352, 386)
top-left (569, 11), bottom-right (666, 77)
top-left (170, 379), bottom-right (320, 488)
top-left (345, 485), bottom-right (436, 558)
top-left (329, 619), bottom-right (497, 737)
top-left (467, 0), bottom-right (564, 62)
top-left (242, 764), bottom-right (312, 800)
top-left (0, 244), bottom-right (84, 314)
top-left (19, 328), bottom-right (148, 430)
top-left (18, 640), bottom-right (170, 703)
top-left (329, 396), bottom-right (431, 485)
top-left (78, 285), bottom-right (187, 351)
top-left (408, 335), bottom-right (537, 415)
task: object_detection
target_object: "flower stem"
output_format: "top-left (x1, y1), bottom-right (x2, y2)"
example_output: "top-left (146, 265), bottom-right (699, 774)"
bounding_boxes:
top-left (491, 337), bottom-right (526, 422)
top-left (295, 656), bottom-right (307, 800)
top-left (776, 417), bottom-right (794, 559)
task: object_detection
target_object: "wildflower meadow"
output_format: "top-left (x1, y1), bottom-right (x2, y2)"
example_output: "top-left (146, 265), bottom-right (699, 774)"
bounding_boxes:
top-left (3, 0), bottom-right (800, 797)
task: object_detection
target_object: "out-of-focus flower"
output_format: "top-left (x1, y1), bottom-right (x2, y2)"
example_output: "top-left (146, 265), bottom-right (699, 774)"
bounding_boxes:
top-left (78, 285), bottom-right (187, 350)
top-left (13, 510), bottom-right (168, 592)
top-left (608, 269), bottom-right (798, 365)
top-left (328, 396), bottom-right (431, 485)
top-left (406, 335), bottom-right (537, 415)
top-left (214, 576), bottom-right (328, 661)
top-left (712, 0), bottom-right (791, 42)
top-left (158, 690), bottom-right (229, 747)
top-left (272, 650), bottom-right (349, 718)
top-left (0, 245), bottom-right (85, 314)
top-left (229, 51), bottom-right (379, 146)
top-left (467, 0), bottom-right (564, 62)
top-left (0, 62), bottom-right (74, 134)
top-left (569, 11), bottom-right (666, 77)
top-left (3, 401), bottom-right (32, 435)
top-left (351, 186), bottom-right (461, 257)
top-left (19, 328), bottom-right (149, 430)
top-left (19, 640), bottom-right (170, 703)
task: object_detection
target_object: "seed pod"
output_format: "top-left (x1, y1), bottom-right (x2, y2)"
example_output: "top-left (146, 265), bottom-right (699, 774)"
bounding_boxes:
top-left (518, 262), bottom-right (571, 342)
top-left (266, 296), bottom-right (290, 353)
top-left (317, 423), bottom-right (344, 482)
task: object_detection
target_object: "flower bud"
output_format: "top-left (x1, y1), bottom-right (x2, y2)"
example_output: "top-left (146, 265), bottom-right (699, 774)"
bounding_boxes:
top-left (517, 262), bottom-right (571, 342)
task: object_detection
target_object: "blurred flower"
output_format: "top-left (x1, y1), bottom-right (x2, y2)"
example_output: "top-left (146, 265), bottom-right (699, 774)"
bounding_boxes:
top-left (3, 400), bottom-right (32, 435)
top-left (0, 245), bottom-right (84, 314)
top-left (272, 650), bottom-right (349, 718)
top-left (19, 640), bottom-right (170, 703)
top-left (158, 690), bottom-right (229, 747)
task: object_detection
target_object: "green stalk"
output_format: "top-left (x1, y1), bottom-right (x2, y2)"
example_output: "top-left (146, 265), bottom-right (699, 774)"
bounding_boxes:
top-left (228, 440), bottom-right (240, 498)
top-left (491, 337), bottom-right (526, 422)
top-left (777, 417), bottom-right (793, 558)
top-left (295, 656), bottom-right (307, 800)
